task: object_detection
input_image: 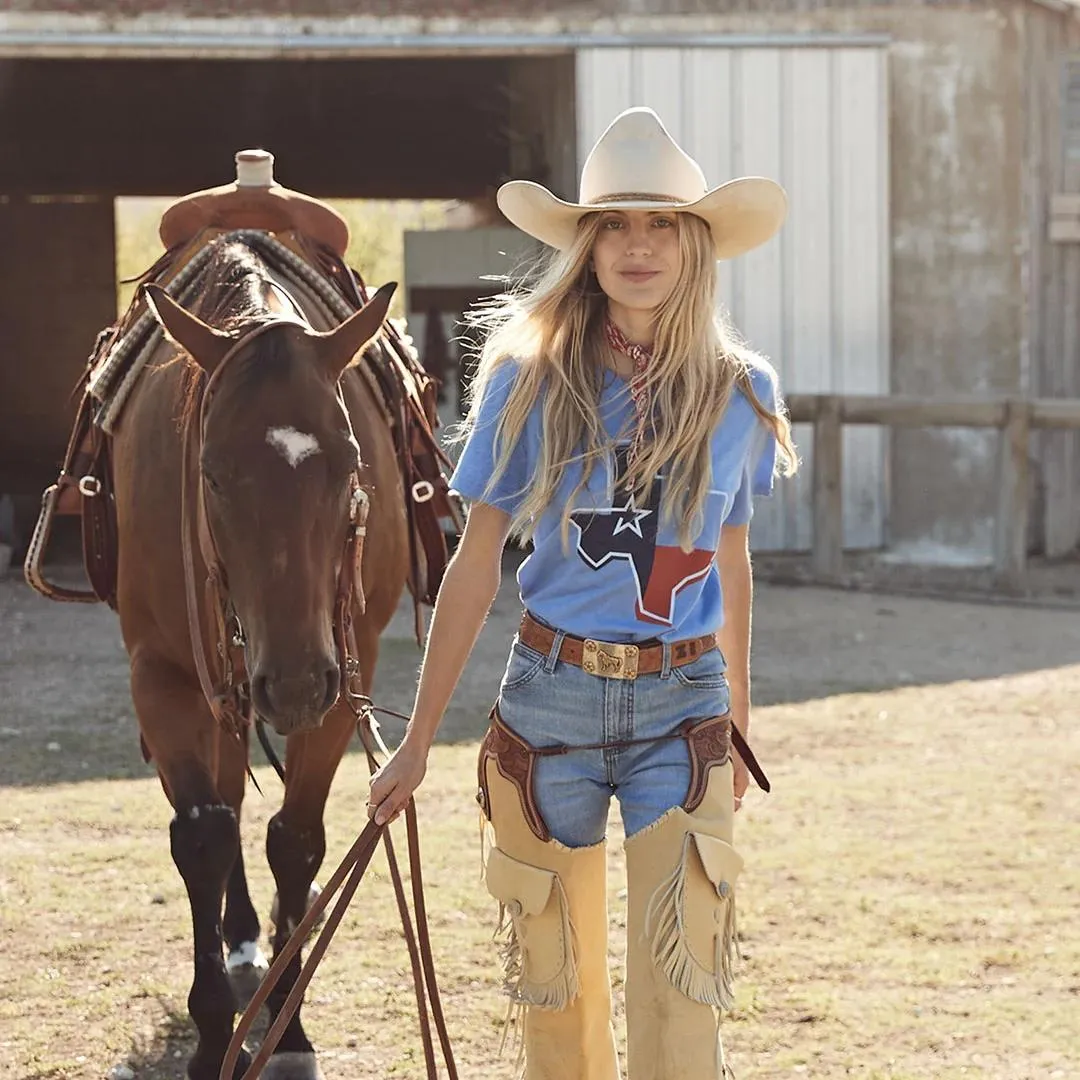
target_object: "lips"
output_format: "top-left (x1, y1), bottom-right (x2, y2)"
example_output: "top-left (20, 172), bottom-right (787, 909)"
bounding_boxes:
top-left (619, 270), bottom-right (661, 283)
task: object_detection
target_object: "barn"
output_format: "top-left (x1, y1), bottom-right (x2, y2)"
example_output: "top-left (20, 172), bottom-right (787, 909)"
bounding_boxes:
top-left (2, 0), bottom-right (1079, 568)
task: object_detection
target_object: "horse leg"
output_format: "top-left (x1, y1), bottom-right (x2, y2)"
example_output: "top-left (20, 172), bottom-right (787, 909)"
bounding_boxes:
top-left (132, 653), bottom-right (252, 1080)
top-left (218, 727), bottom-right (268, 1005)
top-left (262, 701), bottom-right (358, 1080)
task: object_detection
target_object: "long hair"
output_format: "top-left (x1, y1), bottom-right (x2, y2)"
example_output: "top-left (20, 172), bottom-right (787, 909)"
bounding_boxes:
top-left (460, 212), bottom-right (799, 550)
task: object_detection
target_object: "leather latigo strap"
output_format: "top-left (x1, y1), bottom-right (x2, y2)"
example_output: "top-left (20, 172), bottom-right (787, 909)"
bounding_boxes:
top-left (477, 707), bottom-right (551, 842)
top-left (477, 706), bottom-right (771, 848)
top-left (518, 612), bottom-right (718, 676)
top-left (681, 713), bottom-right (733, 813)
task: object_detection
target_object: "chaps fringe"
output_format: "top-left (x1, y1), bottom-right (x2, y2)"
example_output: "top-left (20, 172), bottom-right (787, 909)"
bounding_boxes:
top-left (644, 834), bottom-right (738, 1011)
top-left (492, 877), bottom-right (580, 1061)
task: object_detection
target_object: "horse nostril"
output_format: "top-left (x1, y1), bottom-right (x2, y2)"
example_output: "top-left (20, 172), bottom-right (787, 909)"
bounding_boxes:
top-left (250, 672), bottom-right (272, 719)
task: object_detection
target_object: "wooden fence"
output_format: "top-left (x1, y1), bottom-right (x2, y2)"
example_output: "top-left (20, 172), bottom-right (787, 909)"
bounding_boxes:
top-left (785, 394), bottom-right (1080, 587)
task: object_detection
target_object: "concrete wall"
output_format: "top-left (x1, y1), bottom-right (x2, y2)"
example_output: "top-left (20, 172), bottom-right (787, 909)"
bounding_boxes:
top-left (883, 6), bottom-right (1025, 561)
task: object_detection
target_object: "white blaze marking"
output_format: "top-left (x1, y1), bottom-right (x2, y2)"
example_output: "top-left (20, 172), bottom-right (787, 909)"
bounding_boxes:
top-left (266, 426), bottom-right (322, 468)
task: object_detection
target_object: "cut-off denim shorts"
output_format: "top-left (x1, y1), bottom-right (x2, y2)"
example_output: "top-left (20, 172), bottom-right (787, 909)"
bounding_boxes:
top-left (495, 618), bottom-right (732, 848)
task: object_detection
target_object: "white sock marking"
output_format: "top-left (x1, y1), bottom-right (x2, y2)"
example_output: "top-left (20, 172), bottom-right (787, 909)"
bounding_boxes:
top-left (226, 940), bottom-right (269, 973)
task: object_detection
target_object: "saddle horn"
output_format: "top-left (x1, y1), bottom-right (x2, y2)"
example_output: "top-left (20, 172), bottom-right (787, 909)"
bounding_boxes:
top-left (142, 283), bottom-right (233, 373)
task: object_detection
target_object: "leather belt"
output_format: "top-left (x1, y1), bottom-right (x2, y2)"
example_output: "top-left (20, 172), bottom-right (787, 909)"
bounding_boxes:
top-left (518, 612), bottom-right (718, 681)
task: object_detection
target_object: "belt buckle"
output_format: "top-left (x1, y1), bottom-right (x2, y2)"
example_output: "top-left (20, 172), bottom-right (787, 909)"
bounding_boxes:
top-left (581, 639), bottom-right (639, 680)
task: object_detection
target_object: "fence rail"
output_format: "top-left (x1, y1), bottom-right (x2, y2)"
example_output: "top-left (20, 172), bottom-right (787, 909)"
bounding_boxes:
top-left (784, 394), bottom-right (1080, 586)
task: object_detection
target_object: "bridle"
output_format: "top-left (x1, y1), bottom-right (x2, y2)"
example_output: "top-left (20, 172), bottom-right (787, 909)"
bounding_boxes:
top-left (179, 316), bottom-right (371, 739)
top-left (176, 315), bottom-right (457, 1080)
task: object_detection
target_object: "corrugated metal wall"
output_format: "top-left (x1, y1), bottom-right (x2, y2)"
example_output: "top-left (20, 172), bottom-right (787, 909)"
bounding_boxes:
top-left (577, 45), bottom-right (890, 551)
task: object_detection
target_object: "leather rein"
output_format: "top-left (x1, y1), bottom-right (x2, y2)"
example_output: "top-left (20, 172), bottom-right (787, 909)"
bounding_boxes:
top-left (174, 316), bottom-right (456, 1080)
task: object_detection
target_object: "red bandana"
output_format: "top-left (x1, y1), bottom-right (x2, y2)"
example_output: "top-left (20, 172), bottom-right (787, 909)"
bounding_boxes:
top-left (604, 317), bottom-right (653, 466)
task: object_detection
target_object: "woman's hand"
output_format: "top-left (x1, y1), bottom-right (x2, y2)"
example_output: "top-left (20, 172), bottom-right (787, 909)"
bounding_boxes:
top-left (367, 737), bottom-right (429, 826)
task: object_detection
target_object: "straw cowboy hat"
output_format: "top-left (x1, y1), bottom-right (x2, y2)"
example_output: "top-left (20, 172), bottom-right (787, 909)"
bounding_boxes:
top-left (497, 106), bottom-right (787, 260)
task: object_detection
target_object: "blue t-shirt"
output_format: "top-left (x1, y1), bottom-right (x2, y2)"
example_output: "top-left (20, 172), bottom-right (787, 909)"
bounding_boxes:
top-left (450, 358), bottom-right (779, 643)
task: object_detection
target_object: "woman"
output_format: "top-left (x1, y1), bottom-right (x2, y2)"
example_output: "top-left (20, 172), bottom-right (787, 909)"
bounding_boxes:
top-left (369, 106), bottom-right (798, 1079)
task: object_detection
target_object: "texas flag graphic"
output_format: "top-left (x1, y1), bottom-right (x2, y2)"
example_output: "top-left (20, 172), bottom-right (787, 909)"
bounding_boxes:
top-left (571, 446), bottom-right (714, 627)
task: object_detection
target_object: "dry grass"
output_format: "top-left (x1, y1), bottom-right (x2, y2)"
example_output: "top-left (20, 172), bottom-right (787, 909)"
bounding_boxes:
top-left (2, 574), bottom-right (1079, 1079)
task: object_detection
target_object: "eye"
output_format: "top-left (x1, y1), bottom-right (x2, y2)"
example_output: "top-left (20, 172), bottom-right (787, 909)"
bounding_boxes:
top-left (652, 216), bottom-right (675, 229)
top-left (203, 471), bottom-right (223, 495)
top-left (601, 217), bottom-right (623, 230)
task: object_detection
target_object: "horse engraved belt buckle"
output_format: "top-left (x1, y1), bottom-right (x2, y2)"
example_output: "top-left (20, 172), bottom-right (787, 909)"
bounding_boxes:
top-left (581, 639), bottom-right (639, 680)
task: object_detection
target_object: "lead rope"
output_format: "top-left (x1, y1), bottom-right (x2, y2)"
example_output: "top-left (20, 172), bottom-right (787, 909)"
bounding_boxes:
top-left (350, 694), bottom-right (459, 1080)
top-left (220, 582), bottom-right (457, 1079)
top-left (218, 699), bottom-right (459, 1080)
top-left (220, 818), bottom-right (386, 1080)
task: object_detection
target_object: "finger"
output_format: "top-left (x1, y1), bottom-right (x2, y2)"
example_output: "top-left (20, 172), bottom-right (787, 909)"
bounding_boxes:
top-left (368, 780), bottom-right (396, 821)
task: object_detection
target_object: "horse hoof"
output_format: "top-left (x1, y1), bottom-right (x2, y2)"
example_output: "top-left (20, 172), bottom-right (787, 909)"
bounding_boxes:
top-left (186, 1045), bottom-right (252, 1080)
top-left (260, 1051), bottom-right (324, 1080)
top-left (226, 941), bottom-right (269, 1006)
top-left (270, 882), bottom-right (325, 936)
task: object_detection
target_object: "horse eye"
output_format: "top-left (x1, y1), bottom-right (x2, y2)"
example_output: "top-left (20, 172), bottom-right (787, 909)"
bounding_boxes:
top-left (203, 471), bottom-right (223, 494)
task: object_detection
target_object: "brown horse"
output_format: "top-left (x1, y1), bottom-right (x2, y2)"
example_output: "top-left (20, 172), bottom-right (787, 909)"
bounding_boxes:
top-left (111, 238), bottom-right (409, 1080)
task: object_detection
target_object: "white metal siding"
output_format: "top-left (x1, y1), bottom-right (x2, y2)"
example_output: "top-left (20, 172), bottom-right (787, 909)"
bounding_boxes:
top-left (577, 45), bottom-right (890, 551)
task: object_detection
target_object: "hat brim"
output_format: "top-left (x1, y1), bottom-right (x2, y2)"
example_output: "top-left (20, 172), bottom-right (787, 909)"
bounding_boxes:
top-left (496, 177), bottom-right (787, 261)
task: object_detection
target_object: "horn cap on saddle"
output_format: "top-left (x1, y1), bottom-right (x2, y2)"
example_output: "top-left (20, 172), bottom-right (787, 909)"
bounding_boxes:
top-left (158, 149), bottom-right (350, 257)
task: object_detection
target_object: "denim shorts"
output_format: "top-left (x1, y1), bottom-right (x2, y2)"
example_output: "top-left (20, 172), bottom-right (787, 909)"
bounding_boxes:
top-left (495, 622), bottom-right (731, 847)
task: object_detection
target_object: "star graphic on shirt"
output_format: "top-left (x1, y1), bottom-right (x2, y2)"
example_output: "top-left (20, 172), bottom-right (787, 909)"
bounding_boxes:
top-left (611, 492), bottom-right (653, 538)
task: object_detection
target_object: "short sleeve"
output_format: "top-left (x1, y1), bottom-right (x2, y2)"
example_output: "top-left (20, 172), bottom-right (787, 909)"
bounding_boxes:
top-left (723, 363), bottom-right (781, 526)
top-left (724, 459), bottom-right (757, 526)
top-left (449, 361), bottom-right (531, 516)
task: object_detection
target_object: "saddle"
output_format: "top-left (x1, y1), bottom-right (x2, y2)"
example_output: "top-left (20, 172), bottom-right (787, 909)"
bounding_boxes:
top-left (24, 179), bottom-right (463, 640)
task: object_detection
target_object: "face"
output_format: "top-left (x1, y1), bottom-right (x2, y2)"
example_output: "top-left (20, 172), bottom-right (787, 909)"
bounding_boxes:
top-left (590, 210), bottom-right (683, 316)
top-left (143, 280), bottom-right (394, 735)
top-left (201, 330), bottom-right (360, 734)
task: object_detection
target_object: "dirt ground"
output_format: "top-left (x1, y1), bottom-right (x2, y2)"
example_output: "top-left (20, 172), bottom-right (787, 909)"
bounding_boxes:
top-left (5, 549), bottom-right (1077, 764)
top-left (2, 554), bottom-right (1079, 1080)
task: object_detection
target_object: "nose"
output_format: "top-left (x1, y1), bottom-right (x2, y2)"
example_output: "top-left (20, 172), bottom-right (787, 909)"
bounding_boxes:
top-left (250, 658), bottom-right (341, 734)
top-left (625, 223), bottom-right (653, 255)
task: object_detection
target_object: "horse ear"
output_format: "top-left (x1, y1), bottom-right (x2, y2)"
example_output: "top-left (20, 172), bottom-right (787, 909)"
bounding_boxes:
top-left (316, 282), bottom-right (397, 380)
top-left (141, 283), bottom-right (233, 373)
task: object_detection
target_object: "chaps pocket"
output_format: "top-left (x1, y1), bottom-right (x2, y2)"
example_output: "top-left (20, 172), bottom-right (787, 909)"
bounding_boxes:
top-left (485, 846), bottom-right (578, 1011)
top-left (645, 831), bottom-right (744, 1011)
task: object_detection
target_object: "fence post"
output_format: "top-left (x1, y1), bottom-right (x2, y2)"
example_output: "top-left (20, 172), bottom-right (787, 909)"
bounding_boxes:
top-left (812, 394), bottom-right (844, 580)
top-left (995, 398), bottom-right (1031, 589)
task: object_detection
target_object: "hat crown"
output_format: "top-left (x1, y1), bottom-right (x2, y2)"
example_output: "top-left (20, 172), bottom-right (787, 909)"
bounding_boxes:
top-left (578, 107), bottom-right (708, 206)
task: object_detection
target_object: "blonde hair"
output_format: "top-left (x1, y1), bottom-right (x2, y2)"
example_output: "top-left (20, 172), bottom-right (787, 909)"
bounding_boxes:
top-left (460, 212), bottom-right (799, 550)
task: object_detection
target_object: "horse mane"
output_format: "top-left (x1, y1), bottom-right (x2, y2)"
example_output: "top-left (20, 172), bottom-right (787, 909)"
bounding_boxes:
top-left (174, 238), bottom-right (286, 431)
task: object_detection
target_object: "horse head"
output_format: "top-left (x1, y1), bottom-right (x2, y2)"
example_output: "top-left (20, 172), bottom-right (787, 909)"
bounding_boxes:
top-left (143, 280), bottom-right (396, 735)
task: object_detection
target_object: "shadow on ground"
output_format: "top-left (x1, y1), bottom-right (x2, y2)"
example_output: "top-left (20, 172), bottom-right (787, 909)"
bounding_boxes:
top-left (3, 548), bottom-right (1079, 787)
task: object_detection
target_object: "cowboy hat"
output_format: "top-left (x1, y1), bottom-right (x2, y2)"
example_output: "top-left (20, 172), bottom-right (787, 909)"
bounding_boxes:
top-left (497, 107), bottom-right (787, 260)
